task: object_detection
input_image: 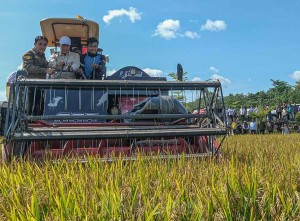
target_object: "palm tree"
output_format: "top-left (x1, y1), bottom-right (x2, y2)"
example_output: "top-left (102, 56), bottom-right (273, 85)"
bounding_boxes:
top-left (168, 72), bottom-right (188, 82)
top-left (168, 71), bottom-right (188, 102)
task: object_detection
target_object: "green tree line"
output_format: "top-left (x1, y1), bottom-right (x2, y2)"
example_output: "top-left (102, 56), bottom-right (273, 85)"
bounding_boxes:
top-left (224, 80), bottom-right (300, 109)
top-left (168, 71), bottom-right (300, 111)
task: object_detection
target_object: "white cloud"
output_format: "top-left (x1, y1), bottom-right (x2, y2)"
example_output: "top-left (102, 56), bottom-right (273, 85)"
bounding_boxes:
top-left (201, 19), bottom-right (227, 32)
top-left (184, 31), bottom-right (200, 39)
top-left (192, 77), bottom-right (202, 81)
top-left (154, 19), bottom-right (180, 40)
top-left (142, 68), bottom-right (163, 77)
top-left (106, 69), bottom-right (117, 76)
top-left (103, 7), bottom-right (142, 24)
top-left (289, 71), bottom-right (300, 81)
top-left (154, 19), bottom-right (200, 40)
top-left (208, 66), bottom-right (231, 87)
top-left (209, 66), bottom-right (220, 74)
top-left (210, 74), bottom-right (231, 87)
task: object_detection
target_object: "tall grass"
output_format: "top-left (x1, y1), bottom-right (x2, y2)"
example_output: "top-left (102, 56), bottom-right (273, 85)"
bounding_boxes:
top-left (0, 134), bottom-right (300, 220)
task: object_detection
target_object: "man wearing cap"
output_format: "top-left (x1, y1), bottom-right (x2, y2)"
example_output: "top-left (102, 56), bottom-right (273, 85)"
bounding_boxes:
top-left (49, 36), bottom-right (80, 79)
top-left (22, 35), bottom-right (54, 79)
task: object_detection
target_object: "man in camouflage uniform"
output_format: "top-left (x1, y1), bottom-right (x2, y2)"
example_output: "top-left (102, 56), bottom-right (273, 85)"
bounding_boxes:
top-left (22, 36), bottom-right (54, 115)
top-left (22, 36), bottom-right (54, 79)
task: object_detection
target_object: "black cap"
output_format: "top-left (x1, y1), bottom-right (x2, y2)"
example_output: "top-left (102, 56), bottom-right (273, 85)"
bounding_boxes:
top-left (35, 35), bottom-right (48, 44)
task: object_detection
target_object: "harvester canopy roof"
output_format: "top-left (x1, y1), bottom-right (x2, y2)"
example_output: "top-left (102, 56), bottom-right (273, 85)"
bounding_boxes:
top-left (40, 18), bottom-right (99, 47)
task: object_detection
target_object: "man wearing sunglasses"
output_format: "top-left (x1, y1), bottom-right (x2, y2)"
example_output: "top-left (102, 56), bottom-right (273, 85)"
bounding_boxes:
top-left (22, 35), bottom-right (54, 79)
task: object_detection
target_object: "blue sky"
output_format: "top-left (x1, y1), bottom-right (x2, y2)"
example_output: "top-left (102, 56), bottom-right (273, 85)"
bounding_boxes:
top-left (1, 0), bottom-right (300, 100)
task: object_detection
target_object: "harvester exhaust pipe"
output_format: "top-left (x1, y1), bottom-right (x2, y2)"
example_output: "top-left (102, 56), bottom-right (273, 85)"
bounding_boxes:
top-left (177, 63), bottom-right (183, 81)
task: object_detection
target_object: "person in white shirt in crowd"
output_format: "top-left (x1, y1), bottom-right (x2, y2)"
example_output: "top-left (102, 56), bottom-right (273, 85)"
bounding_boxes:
top-left (282, 107), bottom-right (288, 122)
top-left (239, 106), bottom-right (246, 121)
top-left (6, 71), bottom-right (18, 101)
top-left (227, 107), bottom-right (234, 121)
top-left (7, 71), bottom-right (17, 85)
top-left (249, 119), bottom-right (257, 134)
top-left (246, 106), bottom-right (254, 121)
top-left (49, 36), bottom-right (80, 79)
top-left (6, 68), bottom-right (28, 101)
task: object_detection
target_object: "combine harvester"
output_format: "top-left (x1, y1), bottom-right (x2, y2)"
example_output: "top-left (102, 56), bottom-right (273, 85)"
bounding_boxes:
top-left (2, 17), bottom-right (227, 162)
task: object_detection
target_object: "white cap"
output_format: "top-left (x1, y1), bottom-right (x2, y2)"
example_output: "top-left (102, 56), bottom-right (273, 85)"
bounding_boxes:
top-left (59, 36), bottom-right (71, 45)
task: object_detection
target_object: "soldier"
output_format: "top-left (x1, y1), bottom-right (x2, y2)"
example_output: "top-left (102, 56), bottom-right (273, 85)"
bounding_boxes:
top-left (22, 36), bottom-right (54, 115)
top-left (49, 36), bottom-right (80, 79)
top-left (22, 35), bottom-right (54, 78)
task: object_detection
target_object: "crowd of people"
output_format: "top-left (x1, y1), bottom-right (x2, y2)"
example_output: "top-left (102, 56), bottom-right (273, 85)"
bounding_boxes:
top-left (226, 104), bottom-right (300, 135)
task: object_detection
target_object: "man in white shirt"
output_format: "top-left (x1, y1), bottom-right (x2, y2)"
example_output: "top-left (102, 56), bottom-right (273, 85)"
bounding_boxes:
top-left (49, 36), bottom-right (80, 79)
top-left (239, 106), bottom-right (246, 121)
top-left (246, 106), bottom-right (253, 121)
top-left (227, 107), bottom-right (234, 121)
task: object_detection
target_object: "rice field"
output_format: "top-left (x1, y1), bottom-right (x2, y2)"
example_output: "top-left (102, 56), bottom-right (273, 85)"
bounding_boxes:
top-left (0, 134), bottom-right (300, 220)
